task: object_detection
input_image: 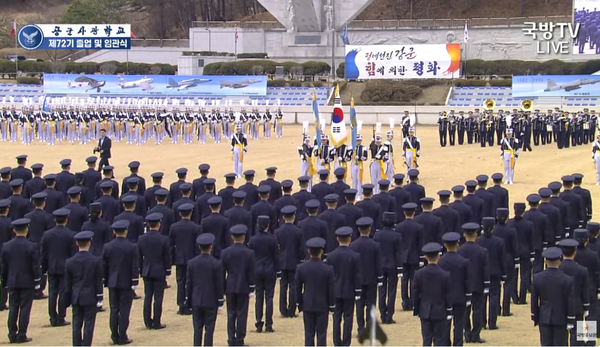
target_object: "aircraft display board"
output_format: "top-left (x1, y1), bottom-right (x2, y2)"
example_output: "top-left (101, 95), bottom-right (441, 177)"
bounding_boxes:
top-left (511, 75), bottom-right (600, 97)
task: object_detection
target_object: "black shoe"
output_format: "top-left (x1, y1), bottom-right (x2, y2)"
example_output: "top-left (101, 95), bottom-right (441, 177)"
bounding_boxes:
top-left (118, 339), bottom-right (133, 345)
top-left (133, 295), bottom-right (141, 300)
top-left (501, 313), bottom-right (513, 317)
top-left (472, 338), bottom-right (486, 343)
top-left (488, 326), bottom-right (499, 330)
top-left (16, 336), bottom-right (31, 344)
top-left (0, 305), bottom-right (7, 311)
top-left (166, 284), bottom-right (171, 289)
top-left (387, 319), bottom-right (396, 324)
top-left (152, 324), bottom-right (167, 330)
top-left (7, 335), bottom-right (16, 344)
top-left (265, 327), bottom-right (274, 333)
top-left (98, 307), bottom-right (106, 312)
top-left (255, 323), bottom-right (263, 333)
top-left (56, 320), bottom-right (70, 327)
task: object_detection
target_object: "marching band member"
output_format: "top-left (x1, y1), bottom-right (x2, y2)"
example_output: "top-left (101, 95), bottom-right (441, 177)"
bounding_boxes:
top-left (231, 124), bottom-right (248, 178)
top-left (500, 128), bottom-right (520, 185)
top-left (592, 132), bottom-right (600, 185)
top-left (437, 111), bottom-right (448, 147)
top-left (402, 127), bottom-right (420, 177)
top-left (352, 134), bottom-right (368, 200)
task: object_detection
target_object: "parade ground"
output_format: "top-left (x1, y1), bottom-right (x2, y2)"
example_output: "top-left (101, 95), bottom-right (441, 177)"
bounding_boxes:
top-left (0, 124), bottom-right (596, 346)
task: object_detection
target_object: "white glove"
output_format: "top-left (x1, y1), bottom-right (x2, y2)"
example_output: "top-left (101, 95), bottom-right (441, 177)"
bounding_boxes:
top-left (218, 306), bottom-right (223, 312)
top-left (419, 261), bottom-right (424, 267)
top-left (96, 301), bottom-right (103, 308)
top-left (355, 296), bottom-right (361, 301)
top-left (377, 282), bottom-right (383, 287)
top-left (249, 292), bottom-right (255, 298)
top-left (34, 285), bottom-right (40, 290)
top-left (397, 273), bottom-right (403, 278)
top-left (166, 275), bottom-right (170, 279)
top-left (501, 281), bottom-right (505, 285)
top-left (568, 324), bottom-right (575, 330)
top-left (566, 233), bottom-right (570, 238)
top-left (585, 310), bottom-right (590, 317)
top-left (131, 285), bottom-right (137, 291)
top-left (466, 301), bottom-right (471, 307)
top-left (515, 264), bottom-right (520, 269)
top-left (446, 315), bottom-right (452, 321)
top-left (597, 293), bottom-right (600, 300)
top-left (530, 258), bottom-right (535, 263)
top-left (483, 288), bottom-right (489, 294)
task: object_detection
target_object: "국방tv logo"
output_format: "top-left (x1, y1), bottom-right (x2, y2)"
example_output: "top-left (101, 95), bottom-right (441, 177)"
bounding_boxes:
top-left (577, 321), bottom-right (597, 342)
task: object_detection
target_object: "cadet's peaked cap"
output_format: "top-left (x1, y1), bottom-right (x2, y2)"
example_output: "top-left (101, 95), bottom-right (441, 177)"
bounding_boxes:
top-left (306, 237), bottom-right (326, 249)
top-left (128, 161), bottom-right (140, 169)
top-left (362, 184), bottom-right (374, 191)
top-left (318, 169), bottom-right (329, 176)
top-left (176, 168), bottom-right (188, 175)
top-left (335, 226), bottom-right (353, 237)
top-left (305, 199), bottom-right (320, 209)
top-left (402, 202), bottom-right (417, 211)
top-left (178, 203), bottom-right (194, 212)
top-left (89, 202), bottom-right (102, 211)
top-left (558, 239), bottom-right (579, 248)
top-left (196, 233), bottom-right (215, 246)
top-left (257, 185), bottom-right (271, 194)
top-left (232, 191), bottom-right (247, 199)
top-left (74, 230), bottom-right (94, 241)
top-left (491, 173), bottom-right (503, 180)
top-left (151, 172), bottom-right (164, 179)
top-left (476, 175), bottom-right (489, 182)
top-left (243, 170), bottom-right (255, 177)
top-left (465, 180), bottom-right (477, 188)
top-left (15, 155), bottom-right (27, 160)
top-left (408, 169), bottom-right (419, 177)
top-left (0, 199), bottom-right (9, 208)
top-left (334, 168), bottom-right (345, 177)
top-left (266, 167), bottom-right (278, 173)
top-left (208, 196), bottom-right (222, 205)
top-left (0, 167), bottom-right (11, 174)
top-left (548, 182), bottom-right (562, 191)
top-left (122, 195), bottom-right (137, 203)
top-left (203, 178), bottom-right (216, 185)
top-left (587, 222), bottom-right (600, 233)
top-left (420, 197), bottom-right (435, 204)
top-left (31, 163), bottom-right (43, 170)
top-left (382, 212), bottom-right (396, 221)
top-left (542, 247), bottom-right (562, 260)
top-left (437, 190), bottom-right (451, 198)
top-left (111, 220), bottom-right (129, 230)
top-left (67, 186), bottom-right (82, 195)
top-left (526, 194), bottom-right (541, 204)
top-left (146, 213), bottom-right (163, 222)
top-left (9, 179), bottom-right (23, 187)
top-left (298, 176), bottom-right (310, 183)
top-left (59, 159), bottom-right (72, 166)
top-left (573, 173), bottom-right (584, 181)
top-left (514, 202), bottom-right (526, 210)
top-left (180, 183), bottom-right (192, 191)
top-left (462, 222), bottom-right (480, 234)
top-left (75, 172), bottom-right (84, 179)
top-left (257, 215), bottom-right (270, 226)
top-left (496, 208), bottom-right (509, 219)
top-left (378, 179), bottom-right (390, 187)
top-left (85, 156), bottom-right (97, 163)
top-left (356, 217), bottom-right (373, 227)
top-left (126, 177), bottom-right (140, 185)
top-left (155, 189), bottom-right (169, 197)
top-left (574, 229), bottom-right (589, 240)
top-left (224, 173), bottom-right (236, 179)
top-left (230, 224), bottom-right (248, 236)
top-left (422, 242), bottom-right (442, 254)
top-left (324, 194), bottom-right (339, 203)
top-left (52, 208), bottom-right (70, 217)
top-left (482, 217), bottom-right (495, 227)
top-left (198, 164), bottom-right (210, 171)
top-left (561, 175), bottom-right (574, 183)
top-left (281, 205), bottom-right (297, 215)
top-left (11, 218), bottom-right (30, 227)
top-left (538, 188), bottom-right (552, 198)
top-left (393, 173), bottom-right (405, 182)
top-left (31, 192), bottom-right (47, 200)
top-left (281, 180), bottom-right (293, 189)
top-left (451, 185), bottom-right (465, 193)
top-left (343, 189), bottom-right (357, 196)
top-left (102, 166), bottom-right (114, 171)
top-left (442, 232), bottom-right (461, 243)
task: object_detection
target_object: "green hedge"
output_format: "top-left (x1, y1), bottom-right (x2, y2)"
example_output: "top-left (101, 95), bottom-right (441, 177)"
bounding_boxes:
top-left (0, 60), bottom-right (177, 76)
top-left (237, 53), bottom-right (269, 59)
top-left (16, 76), bottom-right (42, 84)
top-left (203, 60), bottom-right (330, 77)
top-left (360, 80), bottom-right (423, 103)
top-left (182, 51), bottom-right (234, 56)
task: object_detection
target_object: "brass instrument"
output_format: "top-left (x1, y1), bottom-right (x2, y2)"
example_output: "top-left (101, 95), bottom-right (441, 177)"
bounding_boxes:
top-left (483, 98), bottom-right (495, 111)
top-left (520, 99), bottom-right (533, 112)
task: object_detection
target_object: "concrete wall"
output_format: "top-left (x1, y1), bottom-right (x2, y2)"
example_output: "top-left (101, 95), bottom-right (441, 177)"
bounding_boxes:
top-left (77, 47), bottom-right (185, 65)
top-left (177, 55), bottom-right (238, 75)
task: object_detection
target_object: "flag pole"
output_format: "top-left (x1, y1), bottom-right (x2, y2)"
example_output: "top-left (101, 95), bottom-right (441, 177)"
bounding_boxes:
top-left (14, 21), bottom-right (18, 78)
top-left (234, 25), bottom-right (238, 61)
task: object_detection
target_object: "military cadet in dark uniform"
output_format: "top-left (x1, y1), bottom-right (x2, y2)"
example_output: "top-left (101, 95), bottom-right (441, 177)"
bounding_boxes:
top-left (373, 212), bottom-right (403, 324)
top-left (64, 230), bottom-right (103, 346)
top-left (331, 168), bottom-right (350, 208)
top-left (474, 175), bottom-right (495, 218)
top-left (169, 168), bottom-right (189, 204)
top-left (459, 223), bottom-right (490, 344)
top-left (173, 183), bottom-right (200, 223)
top-left (531, 247), bottom-right (575, 347)
top-left (248, 216), bottom-right (280, 333)
top-left (415, 197), bottom-right (444, 245)
top-left (8, 179), bottom-right (32, 221)
top-left (0, 167), bottom-right (12, 200)
top-left (43, 174), bottom-right (66, 215)
top-left (573, 229), bottom-right (600, 342)
top-left (389, 174), bottom-right (411, 223)
top-left (1, 218), bottom-right (41, 343)
top-left (538, 188), bottom-right (563, 246)
top-left (0, 199), bottom-right (11, 306)
top-left (292, 176), bottom-right (315, 222)
top-left (250, 185), bottom-right (278, 233)
top-left (82, 157), bottom-right (101, 205)
top-left (449, 186), bottom-right (473, 226)
top-left (296, 237), bottom-right (335, 346)
top-left (186, 233), bottom-right (224, 346)
top-left (74, 173), bottom-right (90, 208)
top-left (260, 167), bottom-right (282, 204)
top-left (372, 180), bottom-right (396, 220)
top-left (56, 159), bottom-right (76, 195)
top-left (113, 195), bottom-right (144, 244)
top-left (94, 166), bottom-right (119, 200)
top-left (325, 227), bottom-right (361, 346)
top-left (558, 238), bottom-right (590, 347)
top-left (119, 178), bottom-right (147, 217)
top-left (218, 173), bottom-right (238, 212)
top-left (42, 208), bottom-right (76, 327)
top-left (433, 190), bottom-right (461, 236)
top-left (121, 161), bottom-right (146, 196)
top-left (588, 222), bottom-right (600, 257)
top-left (192, 164), bottom-right (212, 200)
top-left (356, 184), bottom-right (382, 232)
top-left (63, 186), bottom-right (88, 232)
top-left (11, 155), bottom-right (32, 184)
top-left (146, 189), bottom-right (175, 236)
top-left (350, 216), bottom-right (383, 335)
top-left (493, 208), bottom-right (519, 317)
top-left (508, 202), bottom-right (535, 305)
top-left (463, 181), bottom-right (484, 224)
top-left (138, 213), bottom-right (171, 330)
top-left (476, 217), bottom-right (506, 330)
top-left (24, 193), bottom-right (52, 299)
top-left (337, 189), bottom-right (363, 240)
top-left (319, 194), bottom-right (346, 253)
top-left (395, 203), bottom-right (423, 311)
top-left (548, 181), bottom-right (571, 239)
top-left (224, 191), bottom-right (252, 242)
top-left (572, 173), bottom-right (592, 223)
top-left (561, 175), bottom-right (585, 231)
top-left (298, 199), bottom-right (328, 251)
top-left (404, 170), bottom-right (426, 215)
top-left (23, 163), bottom-right (45, 199)
top-left (82, 202), bottom-right (111, 257)
top-left (197, 179), bottom-right (217, 220)
top-left (487, 173), bottom-right (509, 210)
top-left (439, 232), bottom-right (471, 347)
top-left (238, 170), bottom-right (259, 210)
top-left (221, 225), bottom-right (255, 346)
top-left (524, 194), bottom-right (550, 273)
top-left (413, 242), bottom-right (452, 346)
top-left (200, 197), bottom-right (230, 259)
top-left (145, 172), bottom-right (168, 210)
top-left (273, 180), bottom-right (298, 226)
top-left (169, 203), bottom-right (201, 315)
top-left (274, 205), bottom-right (304, 318)
top-left (311, 170), bottom-right (333, 212)
top-left (103, 220), bottom-right (139, 345)
top-left (95, 181), bottom-right (120, 224)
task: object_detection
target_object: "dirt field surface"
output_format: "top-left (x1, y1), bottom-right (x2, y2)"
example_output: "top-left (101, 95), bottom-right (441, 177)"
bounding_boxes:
top-left (0, 124), bottom-right (596, 346)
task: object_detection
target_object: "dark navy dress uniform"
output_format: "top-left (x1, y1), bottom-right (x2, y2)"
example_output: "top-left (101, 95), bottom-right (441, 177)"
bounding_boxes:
top-left (356, 184), bottom-right (382, 231)
top-left (186, 233), bottom-right (224, 346)
top-left (549, 182), bottom-right (572, 239)
top-left (41, 209), bottom-right (76, 326)
top-left (145, 172), bottom-right (169, 209)
top-left (0, 200), bottom-right (12, 307)
top-left (404, 170), bottom-right (426, 214)
top-left (336, 189), bottom-right (364, 240)
top-left (487, 174), bottom-right (509, 210)
top-left (238, 170), bottom-right (259, 210)
top-left (82, 203), bottom-right (112, 257)
top-left (1, 219), bottom-right (41, 343)
top-left (312, 170), bottom-right (334, 212)
top-left (560, 176), bottom-right (585, 231)
top-left (221, 225), bottom-right (255, 346)
top-left (295, 237), bottom-right (335, 347)
top-left (250, 185), bottom-right (278, 233)
top-left (292, 177), bottom-right (316, 222)
top-left (146, 190), bottom-right (175, 236)
top-left (493, 208), bottom-right (519, 316)
top-left (298, 200), bottom-right (328, 254)
top-left (572, 173), bottom-right (593, 222)
top-left (0, 168), bottom-right (12, 200)
top-left (191, 164), bottom-right (211, 200)
top-left (463, 181), bottom-right (484, 223)
top-left (24, 193), bottom-right (53, 297)
top-left (113, 195), bottom-right (145, 243)
top-left (200, 197), bottom-right (231, 259)
top-left (319, 194), bottom-right (346, 253)
top-left (395, 203), bottom-right (423, 311)
top-left (169, 168), bottom-right (189, 204)
top-left (389, 174), bottom-right (411, 223)
top-left (94, 181), bottom-right (120, 224)
top-left (538, 188), bottom-right (564, 245)
top-left (273, 180), bottom-right (299, 226)
top-left (448, 186), bottom-right (473, 227)
top-left (433, 191), bottom-right (461, 236)
top-left (573, 229), bottom-right (600, 341)
top-left (121, 161), bottom-right (146, 196)
top-left (224, 191), bottom-right (253, 243)
top-left (55, 159), bottom-right (77, 194)
top-left (331, 169), bottom-right (350, 208)
top-left (524, 194), bottom-right (551, 274)
top-left (218, 174), bottom-right (238, 212)
top-left (531, 247), bottom-right (575, 347)
top-left (508, 203), bottom-right (535, 303)
top-left (102, 221), bottom-right (139, 345)
top-left (259, 167), bottom-right (282, 204)
top-left (63, 186), bottom-right (89, 232)
top-left (8, 180), bottom-right (33, 221)
top-left (75, 173), bottom-right (91, 208)
top-left (82, 157), bottom-right (102, 204)
top-left (324, 227), bottom-right (361, 346)
top-left (414, 198), bottom-right (445, 245)
top-left (119, 179), bottom-right (148, 218)
top-left (23, 164), bottom-right (46, 199)
top-left (64, 231), bottom-right (103, 346)
top-left (10, 156), bottom-right (32, 183)
top-left (173, 184), bottom-right (200, 224)
top-left (473, 175), bottom-right (495, 218)
top-left (274, 206), bottom-right (305, 318)
top-left (94, 167), bottom-right (119, 200)
top-left (372, 180), bottom-right (397, 216)
top-left (197, 185), bottom-right (217, 220)
top-left (412, 243), bottom-right (452, 346)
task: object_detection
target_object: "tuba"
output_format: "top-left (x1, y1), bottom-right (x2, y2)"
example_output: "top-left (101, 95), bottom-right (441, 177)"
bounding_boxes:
top-left (520, 99), bottom-right (533, 112)
top-left (483, 98), bottom-right (495, 111)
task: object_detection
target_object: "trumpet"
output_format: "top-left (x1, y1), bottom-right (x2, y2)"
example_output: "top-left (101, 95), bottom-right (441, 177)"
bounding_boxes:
top-left (483, 98), bottom-right (495, 111)
top-left (520, 99), bottom-right (533, 112)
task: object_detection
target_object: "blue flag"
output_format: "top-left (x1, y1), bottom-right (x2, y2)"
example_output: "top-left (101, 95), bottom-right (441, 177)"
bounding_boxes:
top-left (42, 95), bottom-right (50, 113)
top-left (350, 96), bottom-right (357, 149)
top-left (312, 89), bottom-right (322, 149)
top-left (342, 23), bottom-right (349, 45)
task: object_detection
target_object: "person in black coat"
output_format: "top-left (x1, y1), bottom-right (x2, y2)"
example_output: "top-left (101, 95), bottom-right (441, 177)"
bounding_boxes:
top-left (298, 199), bottom-right (328, 254)
top-left (145, 172), bottom-right (169, 210)
top-left (474, 175), bottom-right (495, 218)
top-left (395, 202), bottom-right (423, 311)
top-left (250, 185), bottom-right (278, 233)
top-left (82, 157), bottom-right (102, 205)
top-left (572, 173), bottom-right (592, 223)
top-left (449, 185), bottom-right (473, 227)
top-left (356, 184), bottom-right (382, 232)
top-left (274, 205), bottom-right (304, 318)
top-left (200, 197), bottom-right (230, 259)
top-left (82, 203), bottom-right (111, 257)
top-left (196, 178), bottom-right (217, 220)
top-left (311, 170), bottom-right (334, 212)
top-left (331, 168), bottom-right (350, 208)
top-left (102, 220), bottom-right (139, 345)
top-left (273, 180), bottom-right (299, 227)
top-left (295, 237), bottom-right (335, 347)
top-left (248, 216), bottom-right (280, 333)
top-left (138, 213), bottom-right (171, 330)
top-left (524, 194), bottom-right (550, 274)
top-left (0, 200), bottom-right (12, 306)
top-left (538, 188), bottom-right (563, 246)
top-left (561, 176), bottom-right (585, 231)
top-left (224, 191), bottom-right (253, 243)
top-left (350, 216), bottom-right (383, 336)
top-left (146, 189), bottom-right (175, 237)
top-left (113, 195), bottom-right (144, 244)
top-left (63, 186), bottom-right (88, 232)
top-left (238, 170), bottom-right (259, 210)
top-left (337, 189), bottom-right (363, 240)
top-left (95, 129), bottom-right (111, 171)
top-left (373, 212), bottom-right (402, 324)
top-left (487, 173), bottom-right (509, 210)
top-left (121, 161), bottom-right (146, 196)
top-left (414, 197), bottom-right (444, 245)
top-left (324, 227), bottom-right (361, 346)
top-left (119, 177), bottom-right (147, 217)
top-left (191, 163), bottom-right (212, 200)
top-left (439, 232), bottom-right (472, 347)
top-left (55, 159), bottom-right (76, 195)
top-left (74, 172), bottom-right (90, 208)
top-left (318, 194), bottom-right (346, 253)
top-left (493, 208), bottom-right (519, 317)
top-left (169, 203), bottom-right (201, 315)
top-left (23, 163), bottom-right (45, 199)
top-left (94, 166), bottom-right (119, 201)
top-left (372, 180), bottom-right (397, 221)
top-left (433, 190), bottom-right (461, 236)
top-left (185, 233), bottom-right (224, 346)
top-left (574, 229), bottom-right (600, 339)
top-left (463, 181), bottom-right (484, 224)
top-left (169, 168), bottom-right (189, 205)
top-left (24, 193), bottom-right (53, 299)
top-left (221, 225), bottom-right (255, 346)
top-left (404, 169), bottom-right (426, 214)
top-left (8, 179), bottom-right (33, 221)
top-left (64, 231), bottom-right (103, 346)
top-left (531, 247), bottom-right (575, 346)
top-left (412, 242), bottom-right (452, 346)
top-left (508, 202), bottom-right (535, 305)
top-left (10, 155), bottom-right (32, 184)
top-left (0, 167), bottom-right (12, 200)
top-left (388, 174), bottom-right (410, 223)
top-left (558, 238), bottom-right (590, 347)
top-left (458, 222), bottom-right (490, 344)
top-left (548, 181), bottom-right (571, 239)
top-left (1, 218), bottom-right (41, 343)
top-left (41, 208), bottom-right (76, 327)
top-left (95, 181), bottom-right (120, 224)
top-left (218, 173), bottom-right (238, 213)
top-left (259, 167), bottom-right (282, 204)
top-left (292, 176), bottom-right (315, 222)
top-left (173, 183), bottom-right (200, 224)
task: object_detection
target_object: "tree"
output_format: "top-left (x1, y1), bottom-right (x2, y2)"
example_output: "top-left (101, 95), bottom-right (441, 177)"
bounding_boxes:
top-left (60, 0), bottom-right (129, 24)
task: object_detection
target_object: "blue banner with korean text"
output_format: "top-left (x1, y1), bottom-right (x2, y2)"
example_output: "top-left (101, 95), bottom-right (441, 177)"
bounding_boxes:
top-left (512, 75), bottom-right (600, 97)
top-left (43, 74), bottom-right (268, 96)
top-left (18, 24), bottom-right (131, 50)
top-left (344, 43), bottom-right (461, 79)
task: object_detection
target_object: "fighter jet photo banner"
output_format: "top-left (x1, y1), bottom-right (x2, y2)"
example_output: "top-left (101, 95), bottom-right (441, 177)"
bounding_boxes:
top-left (512, 75), bottom-right (600, 97)
top-left (42, 74), bottom-right (268, 96)
top-left (343, 43), bottom-right (461, 80)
